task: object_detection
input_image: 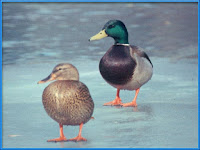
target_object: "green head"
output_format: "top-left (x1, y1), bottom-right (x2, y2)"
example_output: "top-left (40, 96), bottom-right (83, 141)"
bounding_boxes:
top-left (89, 20), bottom-right (129, 44)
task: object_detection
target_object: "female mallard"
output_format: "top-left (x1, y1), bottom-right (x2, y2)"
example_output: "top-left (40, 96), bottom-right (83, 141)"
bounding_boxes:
top-left (38, 63), bottom-right (94, 142)
top-left (89, 20), bottom-right (153, 107)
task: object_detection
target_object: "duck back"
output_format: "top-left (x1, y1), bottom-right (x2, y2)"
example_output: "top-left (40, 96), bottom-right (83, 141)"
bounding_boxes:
top-left (99, 45), bottom-right (136, 85)
top-left (42, 80), bottom-right (94, 125)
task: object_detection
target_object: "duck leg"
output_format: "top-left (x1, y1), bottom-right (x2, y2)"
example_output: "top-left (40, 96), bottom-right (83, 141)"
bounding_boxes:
top-left (122, 88), bottom-right (140, 107)
top-left (68, 123), bottom-right (87, 142)
top-left (47, 124), bottom-right (67, 142)
top-left (103, 89), bottom-right (123, 106)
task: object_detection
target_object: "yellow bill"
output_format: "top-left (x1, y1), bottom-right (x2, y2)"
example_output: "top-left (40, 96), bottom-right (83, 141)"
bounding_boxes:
top-left (89, 29), bottom-right (108, 41)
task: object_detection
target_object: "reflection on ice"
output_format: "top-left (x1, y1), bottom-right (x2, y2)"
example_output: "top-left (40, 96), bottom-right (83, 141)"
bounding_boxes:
top-left (2, 2), bottom-right (198, 148)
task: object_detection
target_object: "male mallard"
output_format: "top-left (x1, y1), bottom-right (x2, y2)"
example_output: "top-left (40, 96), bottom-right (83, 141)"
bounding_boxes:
top-left (38, 63), bottom-right (94, 142)
top-left (89, 20), bottom-right (153, 107)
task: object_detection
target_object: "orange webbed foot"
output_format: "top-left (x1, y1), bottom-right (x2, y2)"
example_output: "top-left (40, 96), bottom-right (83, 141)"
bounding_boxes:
top-left (68, 136), bottom-right (87, 142)
top-left (104, 89), bottom-right (123, 106)
top-left (103, 97), bottom-right (123, 106)
top-left (47, 136), bottom-right (67, 142)
top-left (122, 89), bottom-right (140, 107)
top-left (122, 101), bottom-right (137, 107)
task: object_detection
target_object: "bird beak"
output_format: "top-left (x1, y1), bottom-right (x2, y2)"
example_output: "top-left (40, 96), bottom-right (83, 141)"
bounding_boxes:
top-left (37, 73), bottom-right (56, 84)
top-left (89, 29), bottom-right (108, 41)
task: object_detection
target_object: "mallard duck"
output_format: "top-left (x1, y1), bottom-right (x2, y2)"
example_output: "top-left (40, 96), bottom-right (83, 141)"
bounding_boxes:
top-left (89, 20), bottom-right (153, 107)
top-left (38, 63), bottom-right (94, 142)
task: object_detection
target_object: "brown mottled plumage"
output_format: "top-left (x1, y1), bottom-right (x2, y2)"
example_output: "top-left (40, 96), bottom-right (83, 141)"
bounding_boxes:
top-left (42, 80), bottom-right (94, 125)
top-left (38, 63), bottom-right (94, 142)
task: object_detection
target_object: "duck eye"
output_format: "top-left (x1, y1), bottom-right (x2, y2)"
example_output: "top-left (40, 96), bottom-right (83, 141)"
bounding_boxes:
top-left (108, 24), bottom-right (115, 29)
top-left (58, 68), bottom-right (62, 70)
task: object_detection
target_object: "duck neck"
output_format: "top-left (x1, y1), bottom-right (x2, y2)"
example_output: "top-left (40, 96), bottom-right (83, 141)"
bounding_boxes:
top-left (114, 38), bottom-right (129, 45)
top-left (113, 33), bottom-right (129, 45)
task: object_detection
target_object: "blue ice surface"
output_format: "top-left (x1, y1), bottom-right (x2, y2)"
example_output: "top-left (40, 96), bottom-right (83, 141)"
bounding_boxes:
top-left (1, 2), bottom-right (199, 149)
top-left (1, 0), bottom-right (199, 2)
top-left (0, 2), bottom-right (2, 149)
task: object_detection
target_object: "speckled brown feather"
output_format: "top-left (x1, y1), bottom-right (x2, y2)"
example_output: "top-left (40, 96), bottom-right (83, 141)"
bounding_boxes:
top-left (42, 80), bottom-right (94, 126)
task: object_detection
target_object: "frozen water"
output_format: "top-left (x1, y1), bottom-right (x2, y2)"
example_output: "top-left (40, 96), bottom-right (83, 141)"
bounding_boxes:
top-left (2, 3), bottom-right (198, 148)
